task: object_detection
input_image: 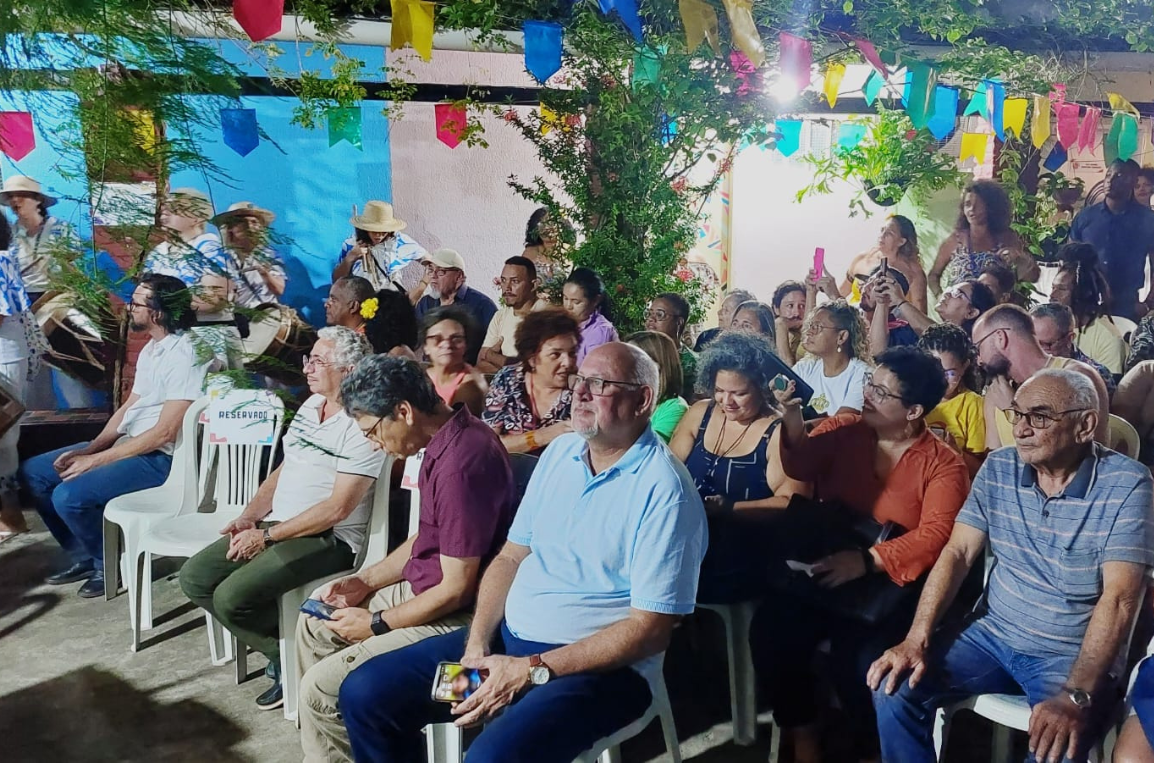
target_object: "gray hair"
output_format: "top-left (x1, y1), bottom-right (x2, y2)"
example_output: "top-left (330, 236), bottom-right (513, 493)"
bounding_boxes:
top-left (1024, 367), bottom-right (1099, 412)
top-left (723, 289), bottom-right (756, 307)
top-left (1029, 303), bottom-right (1075, 335)
top-left (621, 343), bottom-right (660, 416)
top-left (318, 326), bottom-right (373, 369)
top-left (341, 353), bottom-right (442, 418)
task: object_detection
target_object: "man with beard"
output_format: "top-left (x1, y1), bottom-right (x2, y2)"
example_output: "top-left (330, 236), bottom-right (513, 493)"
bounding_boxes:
top-left (971, 305), bottom-right (1109, 450)
top-left (20, 275), bottom-right (211, 598)
top-left (1070, 159), bottom-right (1154, 320)
top-left (415, 249), bottom-right (498, 364)
top-left (477, 256), bottom-right (549, 374)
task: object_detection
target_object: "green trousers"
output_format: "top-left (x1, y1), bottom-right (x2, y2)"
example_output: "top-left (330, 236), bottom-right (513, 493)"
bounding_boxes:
top-left (179, 528), bottom-right (355, 665)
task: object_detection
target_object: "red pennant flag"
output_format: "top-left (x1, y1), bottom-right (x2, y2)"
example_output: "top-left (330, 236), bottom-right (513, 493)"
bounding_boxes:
top-left (234, 0), bottom-right (284, 42)
top-left (435, 104), bottom-right (467, 149)
top-left (852, 37), bottom-right (887, 75)
top-left (1077, 107), bottom-right (1101, 152)
top-left (1056, 103), bottom-right (1080, 149)
top-left (0, 112), bottom-right (34, 161)
top-left (778, 32), bottom-right (812, 90)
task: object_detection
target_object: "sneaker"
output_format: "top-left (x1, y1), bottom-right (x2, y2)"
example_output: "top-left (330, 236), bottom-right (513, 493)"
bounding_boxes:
top-left (255, 681), bottom-right (283, 711)
top-left (77, 575), bottom-right (106, 599)
top-left (46, 562), bottom-right (96, 586)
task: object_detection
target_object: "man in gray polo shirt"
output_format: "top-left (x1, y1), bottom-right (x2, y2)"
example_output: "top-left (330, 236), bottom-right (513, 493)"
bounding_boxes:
top-left (868, 368), bottom-right (1153, 762)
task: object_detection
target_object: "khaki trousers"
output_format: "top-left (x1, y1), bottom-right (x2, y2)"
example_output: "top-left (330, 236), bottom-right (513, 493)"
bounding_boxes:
top-left (295, 580), bottom-right (469, 763)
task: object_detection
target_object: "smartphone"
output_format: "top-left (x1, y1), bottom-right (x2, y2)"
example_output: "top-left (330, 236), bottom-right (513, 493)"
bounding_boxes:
top-left (928, 424), bottom-right (948, 440)
top-left (300, 598), bottom-right (336, 621)
top-left (813, 247), bottom-right (825, 277)
top-left (879, 256), bottom-right (888, 277)
top-left (431, 662), bottom-right (486, 703)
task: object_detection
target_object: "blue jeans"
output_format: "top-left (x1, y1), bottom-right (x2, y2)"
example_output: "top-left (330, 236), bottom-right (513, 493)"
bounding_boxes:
top-left (339, 623), bottom-right (653, 763)
top-left (19, 442), bottom-right (172, 571)
top-left (873, 618), bottom-right (1110, 762)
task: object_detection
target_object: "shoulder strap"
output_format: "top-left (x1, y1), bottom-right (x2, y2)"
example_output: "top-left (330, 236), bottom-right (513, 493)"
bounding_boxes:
top-left (696, 403), bottom-right (716, 440)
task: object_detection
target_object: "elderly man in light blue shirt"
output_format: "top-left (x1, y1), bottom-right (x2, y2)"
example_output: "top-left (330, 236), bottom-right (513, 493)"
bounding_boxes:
top-left (338, 342), bottom-right (708, 763)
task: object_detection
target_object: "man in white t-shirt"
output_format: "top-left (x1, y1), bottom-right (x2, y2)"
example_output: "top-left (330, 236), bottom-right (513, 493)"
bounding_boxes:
top-left (477, 256), bottom-right (550, 373)
top-left (21, 275), bottom-right (211, 598)
top-left (179, 326), bottom-right (385, 712)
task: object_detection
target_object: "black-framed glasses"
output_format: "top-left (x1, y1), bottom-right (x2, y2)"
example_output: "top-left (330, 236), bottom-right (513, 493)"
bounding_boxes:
top-left (360, 415), bottom-right (385, 439)
top-left (942, 284), bottom-right (973, 303)
top-left (126, 301), bottom-right (151, 310)
top-left (973, 327), bottom-right (1005, 351)
top-left (1002, 408), bottom-right (1087, 430)
top-left (568, 374), bottom-right (642, 396)
top-left (863, 372), bottom-right (901, 403)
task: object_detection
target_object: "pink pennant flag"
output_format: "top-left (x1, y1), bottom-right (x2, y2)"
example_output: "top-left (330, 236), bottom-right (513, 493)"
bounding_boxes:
top-left (1076, 107), bottom-right (1101, 152)
top-left (233, 0), bottom-right (284, 42)
top-left (435, 103), bottom-right (467, 149)
top-left (0, 112), bottom-right (34, 160)
top-left (778, 32), bottom-right (812, 90)
top-left (1056, 103), bottom-right (1081, 149)
top-left (852, 37), bottom-right (887, 75)
top-left (1049, 83), bottom-right (1067, 106)
top-left (730, 51), bottom-right (759, 97)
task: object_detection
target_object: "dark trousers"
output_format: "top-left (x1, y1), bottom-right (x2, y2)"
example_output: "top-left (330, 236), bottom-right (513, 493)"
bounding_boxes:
top-left (339, 623), bottom-right (653, 763)
top-left (179, 530), bottom-right (354, 664)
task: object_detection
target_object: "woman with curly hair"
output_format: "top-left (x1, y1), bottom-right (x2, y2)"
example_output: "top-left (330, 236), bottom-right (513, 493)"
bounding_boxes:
top-left (928, 179), bottom-right (1039, 296)
top-left (792, 300), bottom-right (872, 417)
top-left (362, 288), bottom-right (419, 358)
top-left (1050, 242), bottom-right (1128, 374)
top-left (918, 322), bottom-right (986, 477)
top-left (669, 331), bottom-right (809, 603)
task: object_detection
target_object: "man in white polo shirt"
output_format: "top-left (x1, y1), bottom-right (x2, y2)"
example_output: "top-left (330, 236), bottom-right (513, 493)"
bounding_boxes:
top-left (180, 326), bottom-right (385, 712)
top-left (21, 274), bottom-right (211, 599)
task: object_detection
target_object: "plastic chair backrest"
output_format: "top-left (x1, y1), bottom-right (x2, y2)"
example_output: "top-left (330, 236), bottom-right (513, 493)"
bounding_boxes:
top-left (204, 392), bottom-right (287, 516)
top-left (356, 453), bottom-right (398, 570)
top-left (403, 452), bottom-right (424, 537)
top-left (1112, 315), bottom-right (1139, 343)
top-left (169, 397), bottom-right (210, 510)
top-left (1108, 414), bottom-right (1142, 460)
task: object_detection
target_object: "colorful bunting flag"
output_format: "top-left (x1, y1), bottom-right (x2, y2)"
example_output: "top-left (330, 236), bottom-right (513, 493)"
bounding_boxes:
top-left (1113, 113), bottom-right (1139, 161)
top-left (678, 0), bottom-right (720, 54)
top-left (598, 0), bottom-right (643, 42)
top-left (775, 119), bottom-right (802, 157)
top-left (661, 112), bottom-right (678, 146)
top-left (327, 107), bottom-right (362, 150)
top-left (987, 80), bottom-right (1006, 140)
top-left (927, 85), bottom-right (959, 141)
top-left (124, 108), bottom-right (157, 155)
top-left (903, 61), bottom-right (937, 131)
top-left (959, 132), bottom-right (988, 164)
top-left (837, 123), bottom-right (867, 152)
top-left (778, 32), bottom-right (812, 90)
top-left (1056, 103), bottom-right (1080, 149)
top-left (523, 21), bottom-right (563, 84)
top-left (1031, 95), bottom-right (1051, 149)
top-left (1002, 98), bottom-right (1028, 140)
top-left (863, 70), bottom-right (884, 106)
top-left (634, 45), bottom-right (664, 90)
top-left (1108, 92), bottom-right (1139, 116)
top-left (0, 111), bottom-right (34, 161)
top-left (722, 0), bottom-right (765, 68)
top-left (1043, 142), bottom-right (1068, 172)
top-left (852, 37), bottom-right (887, 75)
top-left (963, 83), bottom-right (988, 119)
top-left (391, 0), bottom-right (435, 62)
top-left (822, 62), bottom-right (846, 108)
top-left (435, 103), bottom-right (467, 149)
top-left (221, 108), bottom-right (259, 157)
top-left (1077, 107), bottom-right (1101, 152)
top-left (233, 0), bottom-right (284, 42)
top-left (730, 51), bottom-right (759, 97)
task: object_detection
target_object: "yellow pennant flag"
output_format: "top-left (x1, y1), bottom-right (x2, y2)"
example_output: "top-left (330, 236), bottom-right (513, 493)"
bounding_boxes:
top-left (1108, 92), bottom-right (1139, 116)
top-left (125, 108), bottom-right (157, 155)
top-left (960, 132), bottom-right (989, 164)
top-left (823, 62), bottom-right (846, 108)
top-left (391, 0), bottom-right (435, 61)
top-left (1003, 98), bottom-right (1028, 139)
top-left (678, 0), bottom-right (720, 55)
top-left (720, 0), bottom-right (765, 68)
top-left (1031, 95), bottom-right (1051, 149)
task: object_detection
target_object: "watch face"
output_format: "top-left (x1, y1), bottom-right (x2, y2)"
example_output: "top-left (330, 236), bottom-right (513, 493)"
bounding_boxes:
top-left (1070, 689), bottom-right (1091, 708)
top-left (530, 665), bottom-right (550, 685)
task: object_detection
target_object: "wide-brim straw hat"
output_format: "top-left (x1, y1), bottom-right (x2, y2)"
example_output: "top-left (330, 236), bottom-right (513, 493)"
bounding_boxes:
top-left (350, 200), bottom-right (406, 233)
top-left (166, 187), bottom-right (214, 221)
top-left (0, 175), bottom-right (57, 207)
top-left (211, 200), bottom-right (276, 227)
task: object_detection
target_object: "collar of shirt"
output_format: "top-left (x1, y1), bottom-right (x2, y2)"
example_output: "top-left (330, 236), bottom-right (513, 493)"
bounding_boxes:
top-left (582, 311), bottom-right (607, 330)
top-left (1018, 443), bottom-right (1101, 499)
top-left (150, 331), bottom-right (184, 356)
top-left (424, 404), bottom-right (473, 461)
top-left (568, 426), bottom-right (658, 481)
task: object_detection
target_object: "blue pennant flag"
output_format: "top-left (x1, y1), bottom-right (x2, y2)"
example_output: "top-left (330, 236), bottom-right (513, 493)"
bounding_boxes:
top-left (1043, 142), bottom-right (1068, 172)
top-left (523, 21), bottom-right (563, 83)
top-left (221, 108), bottom-right (259, 156)
top-left (988, 79), bottom-right (1006, 141)
top-left (837, 123), bottom-right (867, 152)
top-left (863, 70), bottom-right (884, 106)
top-left (775, 119), bottom-right (802, 157)
top-left (927, 85), bottom-right (959, 141)
top-left (598, 0), bottom-right (643, 42)
top-left (963, 82), bottom-right (988, 119)
top-left (660, 112), bottom-right (678, 146)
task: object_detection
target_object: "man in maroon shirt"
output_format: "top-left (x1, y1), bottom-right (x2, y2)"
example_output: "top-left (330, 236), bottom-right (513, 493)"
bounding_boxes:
top-left (294, 354), bottom-right (514, 761)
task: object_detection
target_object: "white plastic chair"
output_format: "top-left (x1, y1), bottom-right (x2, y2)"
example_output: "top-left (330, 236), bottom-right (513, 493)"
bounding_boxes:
top-left (696, 601), bottom-right (759, 747)
top-left (102, 397), bottom-right (210, 633)
top-left (131, 393), bottom-right (285, 655)
top-left (1112, 315), bottom-right (1139, 343)
top-left (1109, 413), bottom-right (1142, 460)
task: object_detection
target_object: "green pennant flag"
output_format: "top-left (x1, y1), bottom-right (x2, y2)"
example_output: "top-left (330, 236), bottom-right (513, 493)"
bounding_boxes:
top-left (863, 69), bottom-right (884, 106)
top-left (1105, 115), bottom-right (1123, 164)
top-left (633, 44), bottom-right (664, 90)
top-left (962, 82), bottom-right (989, 119)
top-left (328, 107), bottom-right (362, 150)
top-left (1118, 113), bottom-right (1139, 160)
top-left (904, 61), bottom-right (937, 130)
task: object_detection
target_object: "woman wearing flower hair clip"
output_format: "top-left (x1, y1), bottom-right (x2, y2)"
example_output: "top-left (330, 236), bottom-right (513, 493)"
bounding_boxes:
top-left (420, 305), bottom-right (487, 416)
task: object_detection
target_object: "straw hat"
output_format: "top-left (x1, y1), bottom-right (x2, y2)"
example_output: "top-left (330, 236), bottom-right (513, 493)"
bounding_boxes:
top-left (211, 201), bottom-right (276, 227)
top-left (0, 175), bottom-right (57, 207)
top-left (350, 200), bottom-right (406, 233)
top-left (166, 187), bottom-right (214, 221)
top-left (424, 248), bottom-right (466, 271)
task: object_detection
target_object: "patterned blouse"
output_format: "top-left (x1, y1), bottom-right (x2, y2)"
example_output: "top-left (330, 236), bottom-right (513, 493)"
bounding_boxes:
top-left (482, 364), bottom-right (571, 435)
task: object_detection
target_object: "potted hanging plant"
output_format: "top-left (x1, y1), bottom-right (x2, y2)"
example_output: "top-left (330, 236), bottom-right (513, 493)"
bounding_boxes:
top-left (798, 107), bottom-right (963, 216)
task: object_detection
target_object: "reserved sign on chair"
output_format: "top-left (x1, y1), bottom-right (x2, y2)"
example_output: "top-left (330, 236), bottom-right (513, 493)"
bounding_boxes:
top-left (208, 389), bottom-right (278, 445)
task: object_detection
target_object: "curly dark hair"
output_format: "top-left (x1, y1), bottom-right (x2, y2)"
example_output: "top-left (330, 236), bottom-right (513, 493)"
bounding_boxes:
top-left (525, 207), bottom-right (574, 248)
top-left (888, 214), bottom-right (920, 262)
top-left (513, 307), bottom-right (581, 371)
top-left (874, 346), bottom-right (949, 415)
top-left (342, 354), bottom-right (442, 418)
top-left (956, 179), bottom-right (1013, 236)
top-left (918, 322), bottom-right (981, 393)
top-left (419, 304), bottom-right (478, 352)
top-left (1054, 244), bottom-right (1113, 327)
top-left (363, 289), bottom-right (418, 354)
top-left (771, 280), bottom-right (805, 310)
top-left (137, 273), bottom-right (196, 333)
top-left (696, 330), bottom-right (782, 408)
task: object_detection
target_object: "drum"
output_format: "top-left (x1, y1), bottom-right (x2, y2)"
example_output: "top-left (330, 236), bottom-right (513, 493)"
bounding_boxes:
top-left (240, 303), bottom-right (318, 386)
top-left (33, 292), bottom-right (110, 387)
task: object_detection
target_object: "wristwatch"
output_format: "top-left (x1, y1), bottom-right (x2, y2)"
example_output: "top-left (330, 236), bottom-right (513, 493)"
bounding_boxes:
top-left (262, 528), bottom-right (276, 547)
top-left (1062, 685), bottom-right (1092, 709)
top-left (370, 611), bottom-right (392, 637)
top-left (528, 654), bottom-right (552, 685)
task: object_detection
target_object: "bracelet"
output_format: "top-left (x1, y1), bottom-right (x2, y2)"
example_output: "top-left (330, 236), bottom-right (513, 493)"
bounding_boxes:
top-left (524, 430), bottom-right (539, 451)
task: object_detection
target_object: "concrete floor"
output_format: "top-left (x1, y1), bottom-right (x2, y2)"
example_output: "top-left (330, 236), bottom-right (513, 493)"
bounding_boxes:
top-left (1, 517), bottom-right (999, 762)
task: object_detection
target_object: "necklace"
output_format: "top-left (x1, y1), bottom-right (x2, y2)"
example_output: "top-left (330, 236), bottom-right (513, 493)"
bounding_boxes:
top-left (712, 415), bottom-right (754, 458)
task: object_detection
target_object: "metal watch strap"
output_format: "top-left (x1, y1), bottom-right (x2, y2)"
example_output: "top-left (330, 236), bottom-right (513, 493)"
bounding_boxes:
top-left (262, 527), bottom-right (276, 547)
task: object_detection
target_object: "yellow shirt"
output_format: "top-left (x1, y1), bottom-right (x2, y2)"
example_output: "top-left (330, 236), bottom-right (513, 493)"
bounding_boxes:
top-left (926, 389), bottom-right (986, 454)
top-left (1075, 317), bottom-right (1127, 375)
top-left (994, 356), bottom-right (1075, 446)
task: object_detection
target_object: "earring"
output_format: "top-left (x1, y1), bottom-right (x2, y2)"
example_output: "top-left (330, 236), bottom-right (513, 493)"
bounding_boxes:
top-left (837, 345), bottom-right (842, 353)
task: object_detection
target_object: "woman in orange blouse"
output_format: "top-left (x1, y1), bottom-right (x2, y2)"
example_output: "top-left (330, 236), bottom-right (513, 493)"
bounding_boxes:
top-left (751, 345), bottom-right (969, 761)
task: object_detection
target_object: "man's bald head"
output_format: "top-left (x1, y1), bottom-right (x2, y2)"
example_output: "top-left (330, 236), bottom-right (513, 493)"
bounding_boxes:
top-left (1011, 368), bottom-right (1099, 465)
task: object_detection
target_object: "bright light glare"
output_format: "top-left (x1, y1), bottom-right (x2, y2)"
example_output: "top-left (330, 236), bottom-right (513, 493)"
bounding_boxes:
top-left (769, 77), bottom-right (800, 104)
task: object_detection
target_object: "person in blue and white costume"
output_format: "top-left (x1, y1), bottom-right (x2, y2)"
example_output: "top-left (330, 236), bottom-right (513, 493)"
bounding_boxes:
top-left (211, 201), bottom-right (286, 309)
top-left (332, 200), bottom-right (428, 303)
top-left (0, 175), bottom-right (76, 305)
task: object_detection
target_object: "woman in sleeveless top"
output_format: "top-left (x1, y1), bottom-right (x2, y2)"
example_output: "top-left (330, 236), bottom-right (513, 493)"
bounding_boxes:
top-left (670, 331), bottom-right (809, 603)
top-left (420, 306), bottom-right (487, 417)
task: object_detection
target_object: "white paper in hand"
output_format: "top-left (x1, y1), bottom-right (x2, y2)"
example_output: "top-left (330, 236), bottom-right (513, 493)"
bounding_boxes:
top-left (785, 559), bottom-right (817, 577)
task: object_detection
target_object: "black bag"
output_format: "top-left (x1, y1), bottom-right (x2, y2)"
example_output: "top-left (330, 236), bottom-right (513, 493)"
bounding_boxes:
top-left (765, 495), bottom-right (922, 625)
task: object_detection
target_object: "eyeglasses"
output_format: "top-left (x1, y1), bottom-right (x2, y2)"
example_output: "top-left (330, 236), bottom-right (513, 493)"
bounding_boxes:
top-left (943, 285), bottom-right (972, 303)
top-left (804, 322), bottom-right (835, 335)
top-left (427, 333), bottom-right (466, 347)
top-left (645, 309), bottom-right (682, 322)
top-left (126, 301), bottom-right (150, 310)
top-left (863, 372), bottom-right (901, 403)
top-left (302, 355), bottom-right (335, 370)
top-left (431, 267), bottom-right (460, 277)
top-left (360, 416), bottom-right (385, 439)
top-left (973, 327), bottom-right (1005, 351)
top-left (1002, 408), bottom-right (1086, 430)
top-left (568, 374), bottom-right (642, 396)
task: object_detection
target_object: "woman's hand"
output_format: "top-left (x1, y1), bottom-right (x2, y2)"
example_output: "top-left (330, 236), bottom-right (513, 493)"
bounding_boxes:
top-left (703, 494), bottom-right (734, 515)
top-left (769, 375), bottom-right (803, 410)
top-left (873, 275), bottom-right (908, 307)
top-left (812, 549), bottom-right (868, 588)
top-left (816, 267), bottom-right (840, 298)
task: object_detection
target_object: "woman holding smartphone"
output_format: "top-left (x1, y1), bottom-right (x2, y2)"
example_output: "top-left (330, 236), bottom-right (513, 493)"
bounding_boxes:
top-left (918, 323), bottom-right (986, 477)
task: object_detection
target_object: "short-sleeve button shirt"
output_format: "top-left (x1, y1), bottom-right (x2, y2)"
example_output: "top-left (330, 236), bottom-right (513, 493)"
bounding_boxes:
top-left (118, 332), bottom-right (212, 453)
top-left (1070, 201), bottom-right (1154, 309)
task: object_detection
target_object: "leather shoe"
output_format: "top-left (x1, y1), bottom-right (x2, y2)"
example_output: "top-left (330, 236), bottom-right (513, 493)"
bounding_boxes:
top-left (77, 576), bottom-right (105, 599)
top-left (45, 562), bottom-right (95, 585)
top-left (255, 681), bottom-right (283, 711)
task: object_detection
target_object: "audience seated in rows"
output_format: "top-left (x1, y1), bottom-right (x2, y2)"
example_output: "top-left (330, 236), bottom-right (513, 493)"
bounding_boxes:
top-left (918, 323), bottom-right (987, 477)
top-left (21, 274), bottom-right (212, 598)
top-left (420, 306), bottom-right (488, 416)
top-left (694, 289), bottom-right (753, 351)
top-left (296, 354), bottom-right (514, 762)
top-left (644, 292), bottom-right (697, 401)
top-left (179, 327), bottom-right (383, 711)
top-left (771, 280), bottom-right (807, 365)
top-left (626, 330), bottom-right (687, 443)
top-left (1050, 243), bottom-right (1129, 375)
top-left (871, 368), bottom-right (1152, 763)
top-left (477, 256), bottom-right (549, 374)
top-left (415, 249), bottom-right (498, 365)
top-left (481, 307), bottom-right (577, 454)
top-left (754, 346), bottom-right (969, 761)
top-left (337, 343), bottom-right (707, 762)
top-left (1031, 302), bottom-right (1117, 400)
top-left (793, 299), bottom-right (872, 417)
top-left (563, 267), bottom-right (618, 365)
